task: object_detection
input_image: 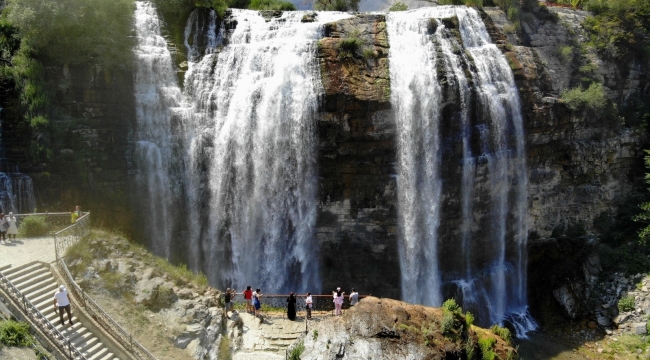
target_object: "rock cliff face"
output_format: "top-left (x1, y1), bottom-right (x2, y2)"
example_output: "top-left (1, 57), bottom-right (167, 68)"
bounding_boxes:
top-left (1, 63), bottom-right (136, 228)
top-left (315, 14), bottom-right (400, 299)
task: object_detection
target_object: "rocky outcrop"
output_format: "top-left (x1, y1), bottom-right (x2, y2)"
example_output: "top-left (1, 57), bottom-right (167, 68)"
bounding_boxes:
top-left (316, 14), bottom-right (399, 299)
top-left (300, 296), bottom-right (516, 360)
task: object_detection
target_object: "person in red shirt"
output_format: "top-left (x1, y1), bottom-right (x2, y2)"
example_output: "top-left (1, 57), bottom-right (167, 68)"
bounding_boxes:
top-left (243, 286), bottom-right (253, 314)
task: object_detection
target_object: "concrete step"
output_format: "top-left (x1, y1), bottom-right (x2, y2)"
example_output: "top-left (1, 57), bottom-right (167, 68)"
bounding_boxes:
top-left (87, 345), bottom-right (110, 360)
top-left (0, 264), bottom-right (11, 272)
top-left (73, 334), bottom-right (99, 353)
top-left (23, 280), bottom-right (58, 299)
top-left (31, 287), bottom-right (60, 309)
top-left (95, 351), bottom-right (116, 360)
top-left (1, 261), bottom-right (40, 278)
top-left (81, 341), bottom-right (104, 358)
top-left (11, 272), bottom-right (52, 292)
top-left (8, 266), bottom-right (49, 285)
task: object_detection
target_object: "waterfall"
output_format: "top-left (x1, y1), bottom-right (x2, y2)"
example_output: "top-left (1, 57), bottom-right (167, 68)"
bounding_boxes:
top-left (181, 9), bottom-right (352, 293)
top-left (132, 1), bottom-right (188, 258)
top-left (0, 107), bottom-right (36, 214)
top-left (387, 6), bottom-right (536, 336)
top-left (154, 7), bottom-right (349, 293)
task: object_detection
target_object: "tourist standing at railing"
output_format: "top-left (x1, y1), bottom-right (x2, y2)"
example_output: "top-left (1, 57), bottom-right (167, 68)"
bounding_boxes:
top-left (243, 286), bottom-right (253, 314)
top-left (287, 292), bottom-right (297, 320)
top-left (253, 288), bottom-right (262, 316)
top-left (0, 213), bottom-right (7, 244)
top-left (305, 292), bottom-right (313, 319)
top-left (333, 287), bottom-right (344, 316)
top-left (53, 285), bottom-right (74, 326)
top-left (224, 288), bottom-right (233, 318)
top-left (349, 288), bottom-right (359, 306)
top-left (6, 212), bottom-right (17, 241)
top-left (70, 205), bottom-right (82, 223)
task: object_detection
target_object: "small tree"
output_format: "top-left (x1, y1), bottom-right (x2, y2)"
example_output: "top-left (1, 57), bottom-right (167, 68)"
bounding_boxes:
top-left (313, 0), bottom-right (360, 11)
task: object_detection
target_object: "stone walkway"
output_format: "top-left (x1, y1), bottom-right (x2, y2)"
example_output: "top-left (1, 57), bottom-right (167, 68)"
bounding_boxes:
top-left (233, 312), bottom-right (312, 360)
top-left (0, 237), bottom-right (55, 269)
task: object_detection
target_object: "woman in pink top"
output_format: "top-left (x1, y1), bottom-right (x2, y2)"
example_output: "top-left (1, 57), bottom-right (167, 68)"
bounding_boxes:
top-left (333, 287), bottom-right (344, 316)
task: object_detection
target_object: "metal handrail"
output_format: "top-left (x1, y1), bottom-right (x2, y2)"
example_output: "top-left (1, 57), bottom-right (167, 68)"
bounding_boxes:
top-left (54, 213), bottom-right (158, 360)
top-left (0, 270), bottom-right (87, 359)
top-left (226, 293), bottom-right (368, 311)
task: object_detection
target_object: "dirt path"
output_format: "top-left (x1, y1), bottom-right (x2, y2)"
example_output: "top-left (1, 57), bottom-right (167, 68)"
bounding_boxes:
top-left (0, 237), bottom-right (55, 269)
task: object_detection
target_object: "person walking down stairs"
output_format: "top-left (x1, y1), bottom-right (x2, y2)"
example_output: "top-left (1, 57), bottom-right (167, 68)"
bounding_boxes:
top-left (53, 285), bottom-right (74, 326)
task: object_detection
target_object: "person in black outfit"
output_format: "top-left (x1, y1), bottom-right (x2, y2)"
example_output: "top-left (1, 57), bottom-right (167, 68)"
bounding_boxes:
top-left (224, 288), bottom-right (232, 318)
top-left (287, 292), bottom-right (297, 320)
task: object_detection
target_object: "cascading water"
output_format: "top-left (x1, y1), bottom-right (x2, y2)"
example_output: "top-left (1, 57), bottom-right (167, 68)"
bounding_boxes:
top-left (132, 3), bottom-right (352, 292)
top-left (132, 1), bottom-right (187, 258)
top-left (387, 7), bottom-right (536, 336)
top-left (181, 9), bottom-right (352, 293)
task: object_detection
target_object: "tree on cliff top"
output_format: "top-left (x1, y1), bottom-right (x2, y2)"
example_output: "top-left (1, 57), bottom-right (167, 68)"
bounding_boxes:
top-left (313, 0), bottom-right (360, 11)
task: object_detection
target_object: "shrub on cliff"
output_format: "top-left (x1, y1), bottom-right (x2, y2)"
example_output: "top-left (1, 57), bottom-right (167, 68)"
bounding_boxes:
top-left (314, 0), bottom-right (360, 11)
top-left (561, 83), bottom-right (606, 113)
top-left (389, 2), bottom-right (408, 11)
top-left (248, 0), bottom-right (296, 10)
top-left (0, 320), bottom-right (33, 347)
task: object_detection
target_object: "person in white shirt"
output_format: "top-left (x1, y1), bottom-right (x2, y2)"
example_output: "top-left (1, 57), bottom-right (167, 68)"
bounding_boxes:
top-left (305, 292), bottom-right (313, 319)
top-left (52, 285), bottom-right (73, 326)
top-left (349, 288), bottom-right (359, 306)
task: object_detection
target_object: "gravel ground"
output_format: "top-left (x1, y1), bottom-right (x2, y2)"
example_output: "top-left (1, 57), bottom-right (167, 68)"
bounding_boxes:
top-left (0, 237), bottom-right (55, 269)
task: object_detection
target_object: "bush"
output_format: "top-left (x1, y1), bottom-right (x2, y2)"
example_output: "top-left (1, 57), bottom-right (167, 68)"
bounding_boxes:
top-left (389, 2), bottom-right (408, 11)
top-left (490, 324), bottom-right (512, 344)
top-left (561, 82), bottom-right (606, 112)
top-left (441, 310), bottom-right (455, 336)
top-left (288, 341), bottom-right (304, 360)
top-left (248, 0), bottom-right (296, 10)
top-left (313, 0), bottom-right (360, 11)
top-left (465, 311), bottom-right (475, 327)
top-left (338, 37), bottom-right (363, 58)
top-left (442, 298), bottom-right (461, 312)
top-left (0, 320), bottom-right (33, 347)
top-left (18, 215), bottom-right (48, 237)
top-left (618, 296), bottom-right (636, 312)
top-left (478, 336), bottom-right (497, 360)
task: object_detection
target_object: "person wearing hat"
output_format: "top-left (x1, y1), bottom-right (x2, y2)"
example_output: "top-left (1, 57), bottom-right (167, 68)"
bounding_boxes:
top-left (6, 212), bottom-right (18, 241)
top-left (53, 285), bottom-right (73, 326)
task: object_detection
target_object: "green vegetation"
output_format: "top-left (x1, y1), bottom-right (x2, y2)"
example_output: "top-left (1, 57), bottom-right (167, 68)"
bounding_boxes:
top-left (442, 298), bottom-right (461, 312)
top-left (478, 336), bottom-right (497, 360)
top-left (0, 320), bottom-right (33, 347)
top-left (438, 0), bottom-right (483, 8)
top-left (218, 335), bottom-right (231, 360)
top-left (465, 311), bottom-right (475, 327)
top-left (314, 0), bottom-right (360, 11)
top-left (312, 330), bottom-right (318, 340)
top-left (561, 83), bottom-right (606, 113)
top-left (389, 2), bottom-right (408, 11)
top-left (230, 0), bottom-right (296, 10)
top-left (490, 325), bottom-right (511, 345)
top-left (153, 257), bottom-right (209, 287)
top-left (17, 215), bottom-right (48, 237)
top-left (337, 30), bottom-right (377, 61)
top-left (288, 341), bottom-right (305, 360)
top-left (618, 295), bottom-right (636, 312)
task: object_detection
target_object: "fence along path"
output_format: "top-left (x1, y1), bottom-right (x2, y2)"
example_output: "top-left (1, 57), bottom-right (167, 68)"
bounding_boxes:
top-left (0, 212), bottom-right (158, 360)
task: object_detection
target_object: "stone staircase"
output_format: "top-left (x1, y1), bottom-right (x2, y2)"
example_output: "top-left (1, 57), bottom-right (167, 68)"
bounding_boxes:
top-left (0, 262), bottom-right (120, 360)
top-left (232, 312), bottom-right (307, 359)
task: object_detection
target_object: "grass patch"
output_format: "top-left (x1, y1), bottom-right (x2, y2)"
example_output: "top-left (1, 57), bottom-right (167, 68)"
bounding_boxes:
top-left (18, 215), bottom-right (49, 237)
top-left (0, 320), bottom-right (33, 347)
top-left (218, 335), bottom-right (231, 360)
top-left (478, 336), bottom-right (497, 360)
top-left (618, 295), bottom-right (636, 312)
top-left (288, 341), bottom-right (304, 360)
top-left (607, 334), bottom-right (649, 353)
top-left (561, 82), bottom-right (606, 112)
top-left (490, 324), bottom-right (511, 345)
top-left (123, 304), bottom-right (151, 327)
top-left (153, 257), bottom-right (208, 288)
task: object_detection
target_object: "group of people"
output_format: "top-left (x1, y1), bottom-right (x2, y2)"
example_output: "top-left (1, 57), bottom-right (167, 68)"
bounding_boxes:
top-left (333, 287), bottom-right (359, 316)
top-left (222, 286), bottom-right (360, 320)
top-left (0, 212), bottom-right (19, 244)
